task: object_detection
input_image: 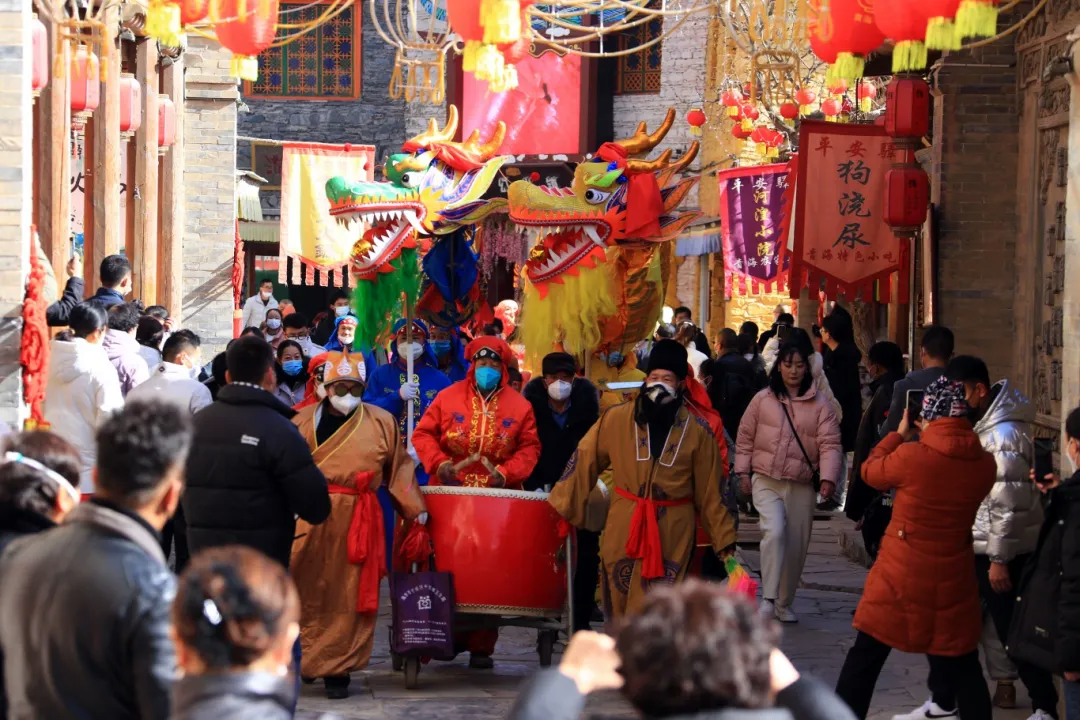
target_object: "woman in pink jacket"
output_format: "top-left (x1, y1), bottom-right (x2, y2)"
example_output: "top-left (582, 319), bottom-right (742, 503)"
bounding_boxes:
top-left (736, 341), bottom-right (842, 623)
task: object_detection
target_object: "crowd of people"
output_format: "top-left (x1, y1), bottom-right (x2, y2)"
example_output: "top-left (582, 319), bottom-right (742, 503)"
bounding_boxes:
top-left (1, 259), bottom-right (1078, 720)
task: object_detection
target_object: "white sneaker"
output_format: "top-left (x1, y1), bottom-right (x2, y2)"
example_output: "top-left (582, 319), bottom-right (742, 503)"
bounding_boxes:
top-left (1028, 711), bottom-right (1055, 720)
top-left (758, 599), bottom-right (775, 618)
top-left (891, 699), bottom-right (957, 719)
top-left (774, 604), bottom-right (798, 623)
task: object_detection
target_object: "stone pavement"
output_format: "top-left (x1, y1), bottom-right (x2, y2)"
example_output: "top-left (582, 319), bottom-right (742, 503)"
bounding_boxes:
top-left (297, 516), bottom-right (1037, 719)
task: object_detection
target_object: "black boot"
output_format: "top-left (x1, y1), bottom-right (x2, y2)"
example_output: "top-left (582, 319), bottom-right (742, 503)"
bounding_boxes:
top-left (324, 675), bottom-right (350, 700)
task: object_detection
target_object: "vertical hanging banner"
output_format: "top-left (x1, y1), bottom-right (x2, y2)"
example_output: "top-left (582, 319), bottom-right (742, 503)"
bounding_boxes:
top-left (717, 161), bottom-right (793, 296)
top-left (790, 121), bottom-right (909, 301)
top-left (279, 142), bottom-right (375, 286)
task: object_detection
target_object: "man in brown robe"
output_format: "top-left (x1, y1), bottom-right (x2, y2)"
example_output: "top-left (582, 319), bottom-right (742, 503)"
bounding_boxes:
top-left (290, 351), bottom-right (427, 699)
top-left (549, 340), bottom-right (737, 619)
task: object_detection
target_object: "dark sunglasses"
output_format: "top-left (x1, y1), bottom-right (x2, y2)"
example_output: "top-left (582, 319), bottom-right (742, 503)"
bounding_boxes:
top-left (330, 383), bottom-right (364, 397)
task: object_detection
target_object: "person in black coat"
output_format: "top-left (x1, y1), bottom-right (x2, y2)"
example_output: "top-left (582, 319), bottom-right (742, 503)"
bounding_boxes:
top-left (46, 254), bottom-right (133, 326)
top-left (523, 352), bottom-right (600, 631)
top-left (509, 581), bottom-right (856, 720)
top-left (183, 335), bottom-right (331, 570)
top-left (818, 311), bottom-right (863, 510)
top-left (1009, 406), bottom-right (1080, 715)
top-left (706, 328), bottom-right (759, 443)
top-left (0, 401), bottom-right (192, 720)
top-left (843, 342), bottom-right (904, 559)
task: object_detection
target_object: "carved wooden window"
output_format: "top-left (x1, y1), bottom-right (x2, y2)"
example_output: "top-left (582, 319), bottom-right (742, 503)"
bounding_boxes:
top-left (615, 3), bottom-right (662, 95)
top-left (245, 2), bottom-right (361, 100)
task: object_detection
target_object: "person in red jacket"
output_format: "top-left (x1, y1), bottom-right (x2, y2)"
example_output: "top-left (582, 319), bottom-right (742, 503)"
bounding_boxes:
top-left (412, 336), bottom-right (541, 669)
top-left (413, 336), bottom-right (541, 490)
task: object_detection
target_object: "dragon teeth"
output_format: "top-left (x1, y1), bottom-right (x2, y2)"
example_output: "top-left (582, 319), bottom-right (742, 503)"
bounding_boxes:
top-left (583, 225), bottom-right (602, 245)
top-left (404, 210), bottom-right (424, 233)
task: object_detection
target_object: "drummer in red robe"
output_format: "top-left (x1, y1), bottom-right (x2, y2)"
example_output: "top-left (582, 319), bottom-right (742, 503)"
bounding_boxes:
top-left (412, 335), bottom-right (542, 667)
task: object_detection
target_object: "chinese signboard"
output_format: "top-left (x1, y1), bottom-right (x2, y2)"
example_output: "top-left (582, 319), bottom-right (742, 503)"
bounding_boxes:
top-left (717, 162), bottom-right (792, 296)
top-left (790, 121), bottom-right (909, 302)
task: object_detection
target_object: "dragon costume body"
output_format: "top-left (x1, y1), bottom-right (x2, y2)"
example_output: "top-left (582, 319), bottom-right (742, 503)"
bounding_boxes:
top-left (507, 109), bottom-right (701, 365)
top-left (325, 106), bottom-right (509, 346)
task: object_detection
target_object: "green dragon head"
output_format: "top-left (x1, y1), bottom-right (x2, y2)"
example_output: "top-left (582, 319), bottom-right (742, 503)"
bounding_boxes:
top-left (325, 105), bottom-right (509, 282)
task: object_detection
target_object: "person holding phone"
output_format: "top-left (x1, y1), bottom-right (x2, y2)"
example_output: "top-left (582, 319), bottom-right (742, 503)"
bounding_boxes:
top-left (880, 325), bottom-right (954, 437)
top-left (1010, 406), bottom-right (1080, 718)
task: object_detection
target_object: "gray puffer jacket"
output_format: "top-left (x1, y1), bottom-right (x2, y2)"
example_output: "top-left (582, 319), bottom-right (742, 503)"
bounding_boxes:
top-left (971, 380), bottom-right (1043, 562)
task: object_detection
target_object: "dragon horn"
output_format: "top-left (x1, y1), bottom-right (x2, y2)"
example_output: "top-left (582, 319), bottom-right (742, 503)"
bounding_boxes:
top-left (626, 148), bottom-right (673, 173)
top-left (477, 121), bottom-right (506, 159)
top-left (615, 108), bottom-right (675, 156)
top-left (439, 105), bottom-right (459, 142)
top-left (669, 141), bottom-right (699, 174)
top-left (406, 104), bottom-right (460, 148)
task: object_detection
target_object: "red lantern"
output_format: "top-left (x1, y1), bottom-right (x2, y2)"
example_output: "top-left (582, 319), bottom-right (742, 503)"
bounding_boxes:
top-left (884, 76), bottom-right (930, 138)
top-left (821, 98), bottom-right (843, 117)
top-left (808, 0), bottom-right (886, 81)
top-left (874, 1), bottom-right (930, 72)
top-left (740, 103), bottom-right (760, 121)
top-left (686, 108), bottom-right (706, 137)
top-left (916, 0), bottom-right (962, 50)
top-left (779, 101), bottom-right (800, 120)
top-left (174, 0), bottom-right (209, 25)
top-left (70, 46), bottom-right (100, 131)
top-left (213, 0), bottom-right (281, 81)
top-left (955, 0), bottom-right (999, 39)
top-left (856, 81), bottom-right (877, 112)
top-left (119, 73), bottom-right (142, 138)
top-left (31, 15), bottom-right (47, 97)
top-left (721, 88), bottom-right (743, 117)
top-left (158, 95), bottom-right (177, 154)
top-left (448, 0), bottom-right (504, 80)
top-left (827, 79), bottom-right (849, 96)
top-left (885, 166), bottom-right (929, 234)
top-left (732, 125), bottom-right (752, 140)
top-left (794, 87), bottom-right (817, 105)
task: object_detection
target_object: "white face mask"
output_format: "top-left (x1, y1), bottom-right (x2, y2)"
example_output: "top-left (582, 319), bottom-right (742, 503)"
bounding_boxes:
top-left (329, 393), bottom-right (362, 415)
top-left (334, 305), bottom-right (350, 318)
top-left (547, 380), bottom-right (572, 402)
top-left (398, 342), bottom-right (424, 360)
top-left (260, 290), bottom-right (271, 300)
top-left (646, 382), bottom-right (677, 404)
top-left (315, 383), bottom-right (328, 400)
top-left (266, 318), bottom-right (281, 330)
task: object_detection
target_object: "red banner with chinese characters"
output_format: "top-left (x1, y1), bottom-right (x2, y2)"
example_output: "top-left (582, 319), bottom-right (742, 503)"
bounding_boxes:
top-left (717, 162), bottom-right (793, 296)
top-left (789, 121), bottom-right (909, 302)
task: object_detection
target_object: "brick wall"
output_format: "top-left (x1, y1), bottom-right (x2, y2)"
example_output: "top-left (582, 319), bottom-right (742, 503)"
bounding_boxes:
top-left (934, 38), bottom-right (1020, 384)
top-left (0, 0), bottom-right (30, 428)
top-left (182, 37), bottom-right (238, 357)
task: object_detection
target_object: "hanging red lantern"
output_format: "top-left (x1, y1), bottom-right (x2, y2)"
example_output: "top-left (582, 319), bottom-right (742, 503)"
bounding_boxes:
top-left (856, 81), bottom-right (877, 112)
top-left (779, 101), bottom-right (800, 121)
top-left (874, 1), bottom-right (930, 72)
top-left (174, 0), bottom-right (210, 25)
top-left (213, 0), bottom-right (281, 81)
top-left (821, 98), bottom-right (843, 117)
top-left (721, 88), bottom-right (744, 117)
top-left (794, 87), bottom-right (817, 116)
top-left (739, 103), bottom-right (760, 132)
top-left (119, 73), bottom-right (142, 138)
top-left (885, 76), bottom-right (930, 138)
top-left (885, 166), bottom-right (929, 234)
top-left (70, 46), bottom-right (100, 131)
top-left (686, 108), bottom-right (706, 137)
top-left (764, 129), bottom-right (784, 158)
top-left (955, 0), bottom-right (999, 39)
top-left (827, 78), bottom-right (849, 96)
top-left (31, 15), bottom-right (47, 97)
top-left (808, 0), bottom-right (886, 81)
top-left (158, 95), bottom-right (177, 154)
top-left (732, 125), bottom-right (752, 140)
top-left (447, 0), bottom-right (506, 82)
top-left (916, 0), bottom-right (962, 50)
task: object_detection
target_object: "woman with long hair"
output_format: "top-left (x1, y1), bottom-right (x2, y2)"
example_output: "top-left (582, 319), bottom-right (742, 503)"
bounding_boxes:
top-left (735, 342), bottom-right (842, 624)
top-left (273, 340), bottom-right (308, 407)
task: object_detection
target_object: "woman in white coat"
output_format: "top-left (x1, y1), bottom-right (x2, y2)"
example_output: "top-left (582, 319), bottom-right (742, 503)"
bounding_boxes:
top-left (44, 302), bottom-right (124, 493)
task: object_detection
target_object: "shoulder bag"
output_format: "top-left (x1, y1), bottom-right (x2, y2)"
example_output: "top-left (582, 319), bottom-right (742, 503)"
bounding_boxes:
top-left (779, 396), bottom-right (822, 492)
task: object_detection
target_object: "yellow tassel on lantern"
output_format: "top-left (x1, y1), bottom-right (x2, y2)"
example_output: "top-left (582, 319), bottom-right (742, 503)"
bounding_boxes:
top-left (755, 142), bottom-right (766, 157)
top-left (480, 0), bottom-right (520, 45)
top-left (726, 106), bottom-right (741, 118)
top-left (690, 125), bottom-right (703, 137)
top-left (489, 64), bottom-right (518, 92)
top-left (831, 52), bottom-right (866, 81)
top-left (891, 39), bottom-right (928, 73)
top-left (740, 118), bottom-right (753, 132)
top-left (473, 44), bottom-right (504, 82)
top-left (798, 104), bottom-right (813, 116)
top-left (462, 40), bottom-right (481, 72)
top-left (767, 147), bottom-right (780, 159)
top-left (859, 97), bottom-right (872, 112)
top-left (230, 54), bottom-right (259, 82)
top-left (956, 0), bottom-right (998, 39)
top-left (925, 16), bottom-right (961, 51)
top-left (145, 1), bottom-right (182, 48)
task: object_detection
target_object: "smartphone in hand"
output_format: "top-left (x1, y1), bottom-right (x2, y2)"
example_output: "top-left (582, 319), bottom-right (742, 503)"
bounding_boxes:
top-left (776, 324), bottom-right (793, 342)
top-left (906, 389), bottom-right (925, 421)
top-left (1034, 437), bottom-right (1055, 487)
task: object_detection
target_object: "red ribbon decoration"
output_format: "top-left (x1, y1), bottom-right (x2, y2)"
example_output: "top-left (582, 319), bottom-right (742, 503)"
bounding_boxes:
top-left (596, 142), bottom-right (664, 239)
top-left (615, 486), bottom-right (691, 579)
top-left (329, 472), bottom-right (383, 614)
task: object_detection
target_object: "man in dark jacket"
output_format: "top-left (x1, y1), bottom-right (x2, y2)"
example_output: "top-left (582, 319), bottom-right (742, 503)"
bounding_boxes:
top-left (706, 328), bottom-right (758, 443)
top-left (523, 352), bottom-right (601, 631)
top-left (183, 335), bottom-right (331, 569)
top-left (46, 254), bottom-right (132, 326)
top-left (880, 324), bottom-right (953, 436)
top-left (843, 341), bottom-right (904, 558)
top-left (818, 311), bottom-right (864, 511)
top-left (0, 400), bottom-right (191, 720)
top-left (311, 288), bottom-right (351, 347)
top-left (673, 306), bottom-right (713, 358)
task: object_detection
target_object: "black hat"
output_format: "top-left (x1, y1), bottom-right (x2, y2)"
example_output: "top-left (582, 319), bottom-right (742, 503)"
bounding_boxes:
top-left (542, 352), bottom-right (576, 376)
top-left (646, 340), bottom-right (688, 380)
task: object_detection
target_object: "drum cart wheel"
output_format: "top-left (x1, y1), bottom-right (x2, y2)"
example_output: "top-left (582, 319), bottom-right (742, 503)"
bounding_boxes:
top-left (538, 630), bottom-right (556, 667)
top-left (404, 656), bottom-right (421, 689)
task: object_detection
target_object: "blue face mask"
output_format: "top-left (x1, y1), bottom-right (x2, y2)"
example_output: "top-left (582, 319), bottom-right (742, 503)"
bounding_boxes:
top-left (431, 340), bottom-right (452, 357)
top-left (282, 360), bottom-right (304, 376)
top-left (475, 366), bottom-right (501, 392)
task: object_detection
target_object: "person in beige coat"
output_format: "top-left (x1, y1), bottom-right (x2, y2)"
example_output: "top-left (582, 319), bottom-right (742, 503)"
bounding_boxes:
top-left (736, 341), bottom-right (842, 624)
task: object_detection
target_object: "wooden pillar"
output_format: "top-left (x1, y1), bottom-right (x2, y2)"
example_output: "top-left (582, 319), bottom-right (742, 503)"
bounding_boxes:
top-left (158, 58), bottom-right (184, 314)
top-left (36, 22), bottom-right (70, 284)
top-left (133, 40), bottom-right (159, 303)
top-left (92, 5), bottom-right (121, 275)
top-left (82, 119), bottom-right (95, 288)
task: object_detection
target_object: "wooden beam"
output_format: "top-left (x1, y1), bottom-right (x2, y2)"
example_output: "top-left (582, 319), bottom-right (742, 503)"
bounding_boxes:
top-left (158, 57), bottom-right (184, 314)
top-left (92, 4), bottom-right (121, 276)
top-left (36, 21), bottom-right (70, 286)
top-left (133, 40), bottom-right (159, 304)
top-left (82, 119), bottom-right (95, 289)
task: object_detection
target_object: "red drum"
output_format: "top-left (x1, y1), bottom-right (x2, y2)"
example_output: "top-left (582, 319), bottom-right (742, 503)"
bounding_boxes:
top-left (422, 486), bottom-right (568, 616)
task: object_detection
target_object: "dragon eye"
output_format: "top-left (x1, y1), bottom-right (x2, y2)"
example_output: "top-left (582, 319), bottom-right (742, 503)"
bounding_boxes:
top-left (400, 171), bottom-right (423, 188)
top-left (584, 188), bottom-right (610, 204)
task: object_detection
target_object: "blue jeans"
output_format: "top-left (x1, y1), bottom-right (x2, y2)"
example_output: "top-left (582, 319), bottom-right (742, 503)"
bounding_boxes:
top-left (291, 636), bottom-right (302, 713)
